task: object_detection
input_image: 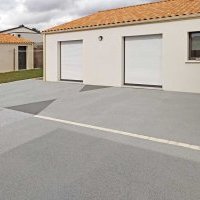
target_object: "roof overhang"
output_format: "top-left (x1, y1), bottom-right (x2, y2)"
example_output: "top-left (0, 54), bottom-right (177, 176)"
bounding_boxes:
top-left (43, 14), bottom-right (200, 35)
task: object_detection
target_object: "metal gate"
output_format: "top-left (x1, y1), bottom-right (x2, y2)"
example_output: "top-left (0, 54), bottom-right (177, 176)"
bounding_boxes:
top-left (18, 46), bottom-right (27, 70)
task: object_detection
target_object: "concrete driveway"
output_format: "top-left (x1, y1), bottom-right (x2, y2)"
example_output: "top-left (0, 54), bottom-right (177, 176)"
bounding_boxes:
top-left (0, 80), bottom-right (200, 200)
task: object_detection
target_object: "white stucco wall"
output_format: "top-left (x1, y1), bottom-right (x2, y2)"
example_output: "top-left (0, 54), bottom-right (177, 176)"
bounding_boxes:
top-left (45, 17), bottom-right (200, 93)
top-left (14, 33), bottom-right (42, 43)
top-left (4, 27), bottom-right (43, 43)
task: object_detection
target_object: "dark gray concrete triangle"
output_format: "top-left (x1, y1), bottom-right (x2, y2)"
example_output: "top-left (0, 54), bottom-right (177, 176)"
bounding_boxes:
top-left (7, 99), bottom-right (56, 115)
top-left (80, 85), bottom-right (111, 92)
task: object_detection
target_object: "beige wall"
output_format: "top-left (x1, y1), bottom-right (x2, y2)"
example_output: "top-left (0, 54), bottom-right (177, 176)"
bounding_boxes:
top-left (45, 17), bottom-right (200, 93)
top-left (0, 44), bottom-right (16, 73)
top-left (26, 45), bottom-right (34, 70)
top-left (0, 44), bottom-right (34, 73)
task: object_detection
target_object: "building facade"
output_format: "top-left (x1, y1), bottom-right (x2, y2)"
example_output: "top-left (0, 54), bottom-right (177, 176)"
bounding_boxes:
top-left (0, 34), bottom-right (34, 73)
top-left (0, 25), bottom-right (42, 44)
top-left (43, 0), bottom-right (200, 93)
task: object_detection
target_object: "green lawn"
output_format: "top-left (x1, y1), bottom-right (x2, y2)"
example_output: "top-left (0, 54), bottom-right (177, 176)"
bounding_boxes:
top-left (0, 69), bottom-right (43, 84)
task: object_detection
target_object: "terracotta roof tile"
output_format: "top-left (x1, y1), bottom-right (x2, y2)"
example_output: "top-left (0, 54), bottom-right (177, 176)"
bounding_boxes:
top-left (0, 34), bottom-right (33, 44)
top-left (44, 0), bottom-right (200, 33)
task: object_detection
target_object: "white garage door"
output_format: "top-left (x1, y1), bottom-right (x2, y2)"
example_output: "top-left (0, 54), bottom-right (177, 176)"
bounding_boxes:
top-left (60, 40), bottom-right (83, 81)
top-left (125, 35), bottom-right (162, 87)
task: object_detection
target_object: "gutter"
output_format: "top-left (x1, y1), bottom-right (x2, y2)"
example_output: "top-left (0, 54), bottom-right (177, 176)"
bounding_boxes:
top-left (43, 33), bottom-right (46, 81)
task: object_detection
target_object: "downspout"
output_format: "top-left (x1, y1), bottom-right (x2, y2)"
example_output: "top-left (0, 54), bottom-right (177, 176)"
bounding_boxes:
top-left (13, 48), bottom-right (16, 71)
top-left (43, 33), bottom-right (46, 81)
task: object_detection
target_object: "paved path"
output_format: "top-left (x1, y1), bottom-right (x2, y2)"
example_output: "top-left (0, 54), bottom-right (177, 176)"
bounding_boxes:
top-left (0, 80), bottom-right (200, 200)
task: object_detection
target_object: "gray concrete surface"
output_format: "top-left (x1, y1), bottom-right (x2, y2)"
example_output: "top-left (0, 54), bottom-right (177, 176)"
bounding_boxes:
top-left (1, 79), bottom-right (200, 145)
top-left (0, 80), bottom-right (200, 199)
top-left (0, 128), bottom-right (200, 200)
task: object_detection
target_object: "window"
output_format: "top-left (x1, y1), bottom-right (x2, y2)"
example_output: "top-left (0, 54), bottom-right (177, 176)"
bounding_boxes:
top-left (189, 32), bottom-right (200, 60)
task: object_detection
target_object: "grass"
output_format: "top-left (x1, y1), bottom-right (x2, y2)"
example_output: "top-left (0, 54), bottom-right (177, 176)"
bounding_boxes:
top-left (0, 68), bottom-right (43, 84)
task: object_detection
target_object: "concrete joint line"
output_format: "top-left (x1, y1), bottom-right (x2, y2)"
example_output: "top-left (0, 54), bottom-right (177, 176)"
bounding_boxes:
top-left (34, 115), bottom-right (200, 152)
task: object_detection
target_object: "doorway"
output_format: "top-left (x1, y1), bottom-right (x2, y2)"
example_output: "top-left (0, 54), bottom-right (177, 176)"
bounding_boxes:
top-left (18, 46), bottom-right (27, 70)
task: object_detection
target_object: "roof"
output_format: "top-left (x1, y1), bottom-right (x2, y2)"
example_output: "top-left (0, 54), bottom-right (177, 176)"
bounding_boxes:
top-left (43, 0), bottom-right (200, 33)
top-left (0, 25), bottom-right (41, 34)
top-left (0, 34), bottom-right (33, 44)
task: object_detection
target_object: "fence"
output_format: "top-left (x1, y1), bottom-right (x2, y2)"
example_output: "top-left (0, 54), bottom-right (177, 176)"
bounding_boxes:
top-left (34, 45), bottom-right (43, 68)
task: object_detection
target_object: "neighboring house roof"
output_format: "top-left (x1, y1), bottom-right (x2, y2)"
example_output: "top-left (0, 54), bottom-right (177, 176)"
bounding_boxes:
top-left (0, 24), bottom-right (40, 34)
top-left (43, 0), bottom-right (200, 33)
top-left (0, 34), bottom-right (33, 44)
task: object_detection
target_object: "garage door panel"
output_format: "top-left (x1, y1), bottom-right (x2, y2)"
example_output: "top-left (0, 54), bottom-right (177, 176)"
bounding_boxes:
top-left (61, 40), bottom-right (83, 81)
top-left (125, 35), bottom-right (162, 86)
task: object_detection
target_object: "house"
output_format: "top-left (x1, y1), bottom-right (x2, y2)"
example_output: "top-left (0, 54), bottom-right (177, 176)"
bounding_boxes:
top-left (0, 24), bottom-right (42, 45)
top-left (0, 34), bottom-right (34, 73)
top-left (43, 0), bottom-right (200, 93)
top-left (0, 25), bottom-right (43, 68)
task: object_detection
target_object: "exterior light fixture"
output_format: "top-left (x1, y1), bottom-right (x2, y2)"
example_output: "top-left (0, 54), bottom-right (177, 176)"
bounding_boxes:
top-left (98, 36), bottom-right (103, 41)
